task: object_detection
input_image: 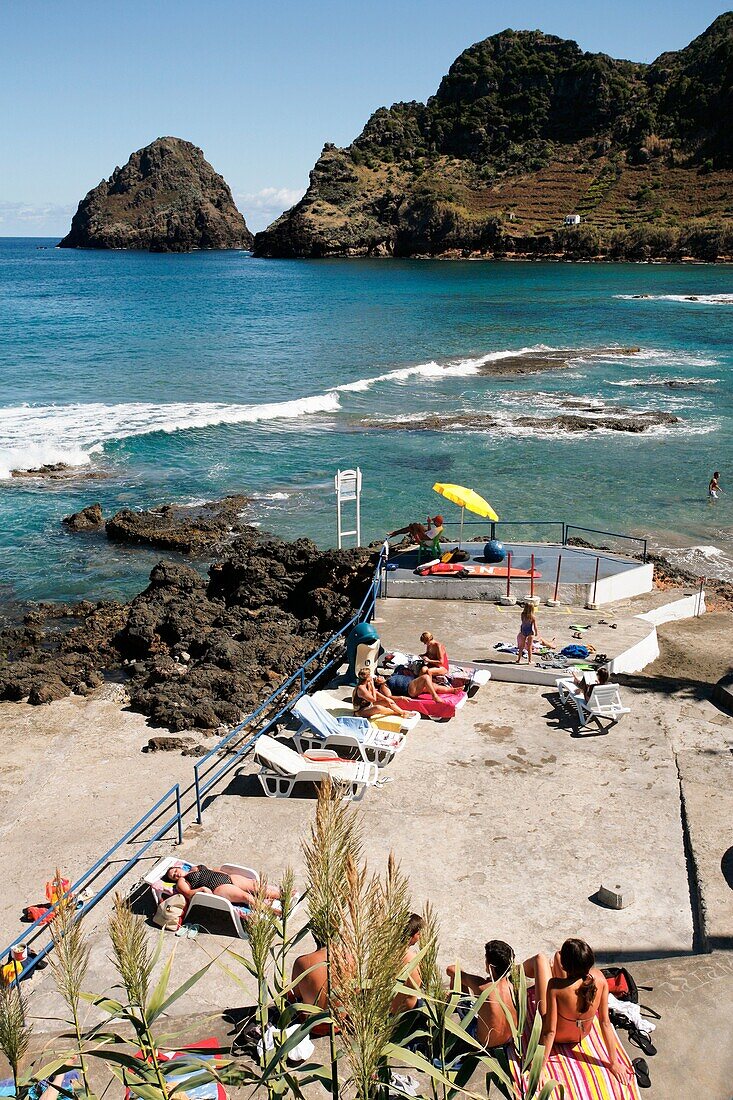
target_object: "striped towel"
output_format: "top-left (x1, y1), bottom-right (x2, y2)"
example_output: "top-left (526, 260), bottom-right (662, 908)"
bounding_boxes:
top-left (509, 996), bottom-right (640, 1100)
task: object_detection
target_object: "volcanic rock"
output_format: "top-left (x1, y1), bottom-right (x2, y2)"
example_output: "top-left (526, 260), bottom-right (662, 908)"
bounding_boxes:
top-left (63, 503), bottom-right (105, 531)
top-left (59, 137), bottom-right (253, 252)
top-left (105, 496), bottom-right (251, 555)
top-left (367, 410), bottom-right (679, 433)
top-left (0, 523), bottom-right (376, 730)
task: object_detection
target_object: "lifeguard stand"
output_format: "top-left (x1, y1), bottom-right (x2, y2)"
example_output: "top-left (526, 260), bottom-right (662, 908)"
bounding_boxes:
top-left (335, 467), bottom-right (362, 549)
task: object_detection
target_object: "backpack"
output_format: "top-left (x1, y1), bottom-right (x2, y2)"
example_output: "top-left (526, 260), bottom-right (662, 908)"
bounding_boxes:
top-left (601, 966), bottom-right (638, 1003)
top-left (560, 644), bottom-right (590, 659)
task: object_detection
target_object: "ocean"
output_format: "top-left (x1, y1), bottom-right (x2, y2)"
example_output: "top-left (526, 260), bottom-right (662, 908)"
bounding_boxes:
top-left (0, 237), bottom-right (731, 605)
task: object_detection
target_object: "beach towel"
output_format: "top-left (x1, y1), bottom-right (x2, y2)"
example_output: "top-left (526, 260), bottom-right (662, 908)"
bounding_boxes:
top-left (125, 1037), bottom-right (226, 1100)
top-left (508, 994), bottom-right (640, 1100)
top-left (393, 690), bottom-right (467, 719)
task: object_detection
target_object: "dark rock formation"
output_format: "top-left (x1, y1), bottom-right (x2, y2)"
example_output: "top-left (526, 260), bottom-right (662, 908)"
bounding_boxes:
top-left (254, 16), bottom-right (733, 260)
top-left (63, 503), bottom-right (105, 532)
top-left (59, 137), bottom-right (253, 252)
top-left (104, 495), bottom-right (250, 555)
top-left (12, 464), bottom-right (108, 480)
top-left (367, 410), bottom-right (679, 433)
top-left (0, 526), bottom-right (375, 729)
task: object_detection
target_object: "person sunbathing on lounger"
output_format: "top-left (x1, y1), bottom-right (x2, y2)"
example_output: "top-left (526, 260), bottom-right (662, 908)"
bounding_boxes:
top-left (165, 865), bottom-right (280, 908)
top-left (446, 939), bottom-right (518, 1051)
top-left (386, 666), bottom-right (455, 704)
top-left (353, 669), bottom-right (409, 719)
top-left (419, 631), bottom-right (450, 678)
top-left (524, 938), bottom-right (631, 1084)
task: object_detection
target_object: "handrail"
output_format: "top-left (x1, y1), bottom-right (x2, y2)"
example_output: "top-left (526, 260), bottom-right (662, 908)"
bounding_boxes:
top-left (1, 547), bottom-right (387, 981)
top-left (564, 524), bottom-right (648, 563)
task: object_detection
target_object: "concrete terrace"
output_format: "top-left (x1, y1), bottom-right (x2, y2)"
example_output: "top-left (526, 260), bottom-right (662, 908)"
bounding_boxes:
top-left (2, 588), bottom-right (731, 1095)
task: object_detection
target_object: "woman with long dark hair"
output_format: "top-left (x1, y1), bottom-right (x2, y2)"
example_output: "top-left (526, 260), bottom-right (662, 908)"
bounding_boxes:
top-left (525, 938), bottom-right (632, 1083)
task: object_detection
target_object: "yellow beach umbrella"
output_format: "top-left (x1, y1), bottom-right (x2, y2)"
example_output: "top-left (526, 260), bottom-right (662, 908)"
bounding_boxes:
top-left (432, 483), bottom-right (499, 545)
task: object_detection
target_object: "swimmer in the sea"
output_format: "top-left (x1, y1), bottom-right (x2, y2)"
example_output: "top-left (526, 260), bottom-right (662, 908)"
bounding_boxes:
top-left (709, 471), bottom-right (722, 500)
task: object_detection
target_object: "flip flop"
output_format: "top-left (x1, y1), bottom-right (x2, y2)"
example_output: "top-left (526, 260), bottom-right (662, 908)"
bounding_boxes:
top-left (628, 1026), bottom-right (657, 1056)
top-left (633, 1057), bottom-right (651, 1088)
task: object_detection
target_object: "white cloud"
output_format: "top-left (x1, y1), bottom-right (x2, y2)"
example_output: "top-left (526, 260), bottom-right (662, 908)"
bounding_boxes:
top-left (0, 200), bottom-right (76, 237)
top-left (235, 186), bottom-right (305, 233)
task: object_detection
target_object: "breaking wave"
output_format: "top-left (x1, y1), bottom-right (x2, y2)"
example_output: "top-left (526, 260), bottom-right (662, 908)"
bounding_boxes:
top-left (615, 293), bottom-right (733, 305)
top-left (657, 543), bottom-right (733, 582)
top-left (0, 394), bottom-right (341, 479)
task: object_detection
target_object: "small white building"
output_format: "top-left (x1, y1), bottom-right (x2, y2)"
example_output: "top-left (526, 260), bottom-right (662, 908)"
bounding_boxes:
top-left (564, 214), bottom-right (581, 226)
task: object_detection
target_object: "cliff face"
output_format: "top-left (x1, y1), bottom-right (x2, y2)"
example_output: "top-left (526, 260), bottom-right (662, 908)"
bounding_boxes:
top-left (60, 137), bottom-right (253, 252)
top-left (254, 16), bottom-right (733, 260)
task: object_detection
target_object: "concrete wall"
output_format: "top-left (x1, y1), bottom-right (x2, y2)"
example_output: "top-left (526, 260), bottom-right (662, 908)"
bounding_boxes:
top-left (639, 591), bottom-right (706, 625)
top-left (591, 562), bottom-right (654, 606)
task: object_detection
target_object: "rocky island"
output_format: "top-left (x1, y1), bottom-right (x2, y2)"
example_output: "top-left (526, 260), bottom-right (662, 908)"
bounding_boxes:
top-left (59, 137), bottom-right (252, 252)
top-left (254, 15), bottom-right (733, 261)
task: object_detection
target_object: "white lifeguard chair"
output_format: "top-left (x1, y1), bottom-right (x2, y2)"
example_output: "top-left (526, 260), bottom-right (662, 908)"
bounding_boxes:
top-left (335, 467), bottom-right (362, 549)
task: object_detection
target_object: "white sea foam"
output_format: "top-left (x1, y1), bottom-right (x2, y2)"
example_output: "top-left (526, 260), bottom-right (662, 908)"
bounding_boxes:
top-left (250, 491), bottom-right (291, 501)
top-left (615, 293), bottom-right (733, 304)
top-left (0, 393), bottom-right (341, 478)
top-left (657, 543), bottom-right (733, 582)
top-left (608, 376), bottom-right (721, 388)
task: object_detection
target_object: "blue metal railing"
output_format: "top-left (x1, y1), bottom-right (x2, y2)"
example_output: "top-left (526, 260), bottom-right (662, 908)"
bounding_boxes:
top-left (563, 525), bottom-right (648, 562)
top-left (1, 547), bottom-right (387, 982)
top-left (193, 549), bottom-right (386, 821)
top-left (425, 517), bottom-right (647, 562)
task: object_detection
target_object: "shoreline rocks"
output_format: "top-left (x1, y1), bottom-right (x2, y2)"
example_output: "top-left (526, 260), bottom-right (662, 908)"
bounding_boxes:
top-left (0, 526), bottom-right (376, 729)
top-left (63, 503), bottom-right (105, 532)
top-left (104, 495), bottom-right (251, 555)
top-left (367, 410), bottom-right (679, 434)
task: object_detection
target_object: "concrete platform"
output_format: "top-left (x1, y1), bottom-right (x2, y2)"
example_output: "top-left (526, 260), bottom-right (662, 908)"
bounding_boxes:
top-left (386, 541), bottom-right (653, 607)
top-left (374, 593), bottom-right (660, 686)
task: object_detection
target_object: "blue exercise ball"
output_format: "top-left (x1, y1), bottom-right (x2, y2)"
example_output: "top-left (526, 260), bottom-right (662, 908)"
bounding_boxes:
top-left (484, 539), bottom-right (506, 563)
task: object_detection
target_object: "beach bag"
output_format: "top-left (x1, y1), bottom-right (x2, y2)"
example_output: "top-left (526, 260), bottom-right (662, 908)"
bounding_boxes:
top-left (601, 966), bottom-right (638, 1003)
top-left (560, 644), bottom-right (590, 659)
top-left (153, 893), bottom-right (186, 931)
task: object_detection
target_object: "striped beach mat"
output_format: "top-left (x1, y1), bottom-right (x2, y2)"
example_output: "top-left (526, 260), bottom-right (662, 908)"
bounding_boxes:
top-left (509, 1007), bottom-right (641, 1099)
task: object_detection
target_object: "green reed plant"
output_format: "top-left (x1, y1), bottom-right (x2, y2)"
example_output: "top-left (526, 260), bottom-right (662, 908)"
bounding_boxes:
top-left (0, 978), bottom-right (31, 1097)
top-left (302, 777), bottom-right (363, 1100)
top-left (330, 851), bottom-right (411, 1100)
top-left (49, 869), bottom-right (93, 1095)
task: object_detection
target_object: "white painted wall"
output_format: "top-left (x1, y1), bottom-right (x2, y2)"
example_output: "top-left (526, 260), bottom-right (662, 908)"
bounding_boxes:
top-left (591, 563), bottom-right (654, 606)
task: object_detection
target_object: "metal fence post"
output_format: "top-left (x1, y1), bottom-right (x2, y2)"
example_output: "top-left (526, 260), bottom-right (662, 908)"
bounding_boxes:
top-left (175, 785), bottom-right (183, 844)
top-left (194, 765), bottom-right (203, 825)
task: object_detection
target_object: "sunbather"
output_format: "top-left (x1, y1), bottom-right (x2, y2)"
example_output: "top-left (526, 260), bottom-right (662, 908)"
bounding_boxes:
top-left (391, 913), bottom-right (425, 1013)
top-left (289, 933), bottom-right (337, 1037)
top-left (353, 669), bottom-right (409, 719)
top-left (419, 631), bottom-right (450, 677)
top-left (165, 864), bottom-right (280, 908)
top-left (446, 939), bottom-right (518, 1050)
top-left (386, 666), bottom-right (455, 703)
top-left (524, 939), bottom-right (631, 1084)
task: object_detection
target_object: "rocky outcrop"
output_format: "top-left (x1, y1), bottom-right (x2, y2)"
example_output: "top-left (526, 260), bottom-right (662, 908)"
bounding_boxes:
top-left (0, 527), bottom-right (375, 729)
top-left (59, 137), bottom-right (253, 252)
top-left (63, 503), bottom-right (105, 531)
top-left (104, 495), bottom-right (250, 555)
top-left (254, 16), bottom-right (733, 260)
top-left (367, 411), bottom-right (679, 433)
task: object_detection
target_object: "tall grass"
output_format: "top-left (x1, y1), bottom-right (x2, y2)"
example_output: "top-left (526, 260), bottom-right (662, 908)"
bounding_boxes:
top-left (331, 851), bottom-right (411, 1100)
top-left (49, 868), bottom-right (92, 1093)
top-left (0, 979), bottom-right (31, 1096)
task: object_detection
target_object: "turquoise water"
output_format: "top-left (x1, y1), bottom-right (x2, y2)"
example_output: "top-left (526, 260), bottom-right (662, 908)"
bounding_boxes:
top-left (0, 237), bottom-right (731, 604)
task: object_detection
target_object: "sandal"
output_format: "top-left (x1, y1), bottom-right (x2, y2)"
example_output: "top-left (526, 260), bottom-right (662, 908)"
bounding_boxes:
top-left (628, 1026), bottom-right (657, 1056)
top-left (632, 1057), bottom-right (651, 1089)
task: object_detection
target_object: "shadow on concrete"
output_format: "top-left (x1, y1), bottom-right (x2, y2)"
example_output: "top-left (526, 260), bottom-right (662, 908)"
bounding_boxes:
top-left (617, 670), bottom-right (729, 712)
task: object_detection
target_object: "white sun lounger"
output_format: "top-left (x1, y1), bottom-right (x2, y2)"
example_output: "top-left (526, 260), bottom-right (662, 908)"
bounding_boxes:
top-left (254, 734), bottom-right (379, 800)
top-left (311, 689), bottom-right (421, 735)
top-left (556, 679), bottom-right (630, 731)
top-left (141, 855), bottom-right (260, 938)
top-left (291, 694), bottom-right (407, 767)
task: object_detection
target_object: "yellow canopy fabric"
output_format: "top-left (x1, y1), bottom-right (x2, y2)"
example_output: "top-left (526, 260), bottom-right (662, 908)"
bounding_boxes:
top-left (432, 483), bottom-right (498, 521)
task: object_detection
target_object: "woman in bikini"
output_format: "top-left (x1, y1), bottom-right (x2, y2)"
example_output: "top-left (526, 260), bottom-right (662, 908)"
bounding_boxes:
top-left (352, 669), bottom-right (409, 719)
top-left (524, 938), bottom-right (631, 1084)
top-left (165, 864), bottom-right (281, 908)
top-left (515, 603), bottom-right (555, 664)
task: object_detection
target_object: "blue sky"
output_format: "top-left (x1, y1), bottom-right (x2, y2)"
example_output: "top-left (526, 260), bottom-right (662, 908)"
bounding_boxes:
top-left (0, 0), bottom-right (729, 235)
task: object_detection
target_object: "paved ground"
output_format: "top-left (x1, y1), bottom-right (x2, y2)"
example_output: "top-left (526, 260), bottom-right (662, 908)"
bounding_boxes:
top-left (1, 597), bottom-right (730, 1096)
